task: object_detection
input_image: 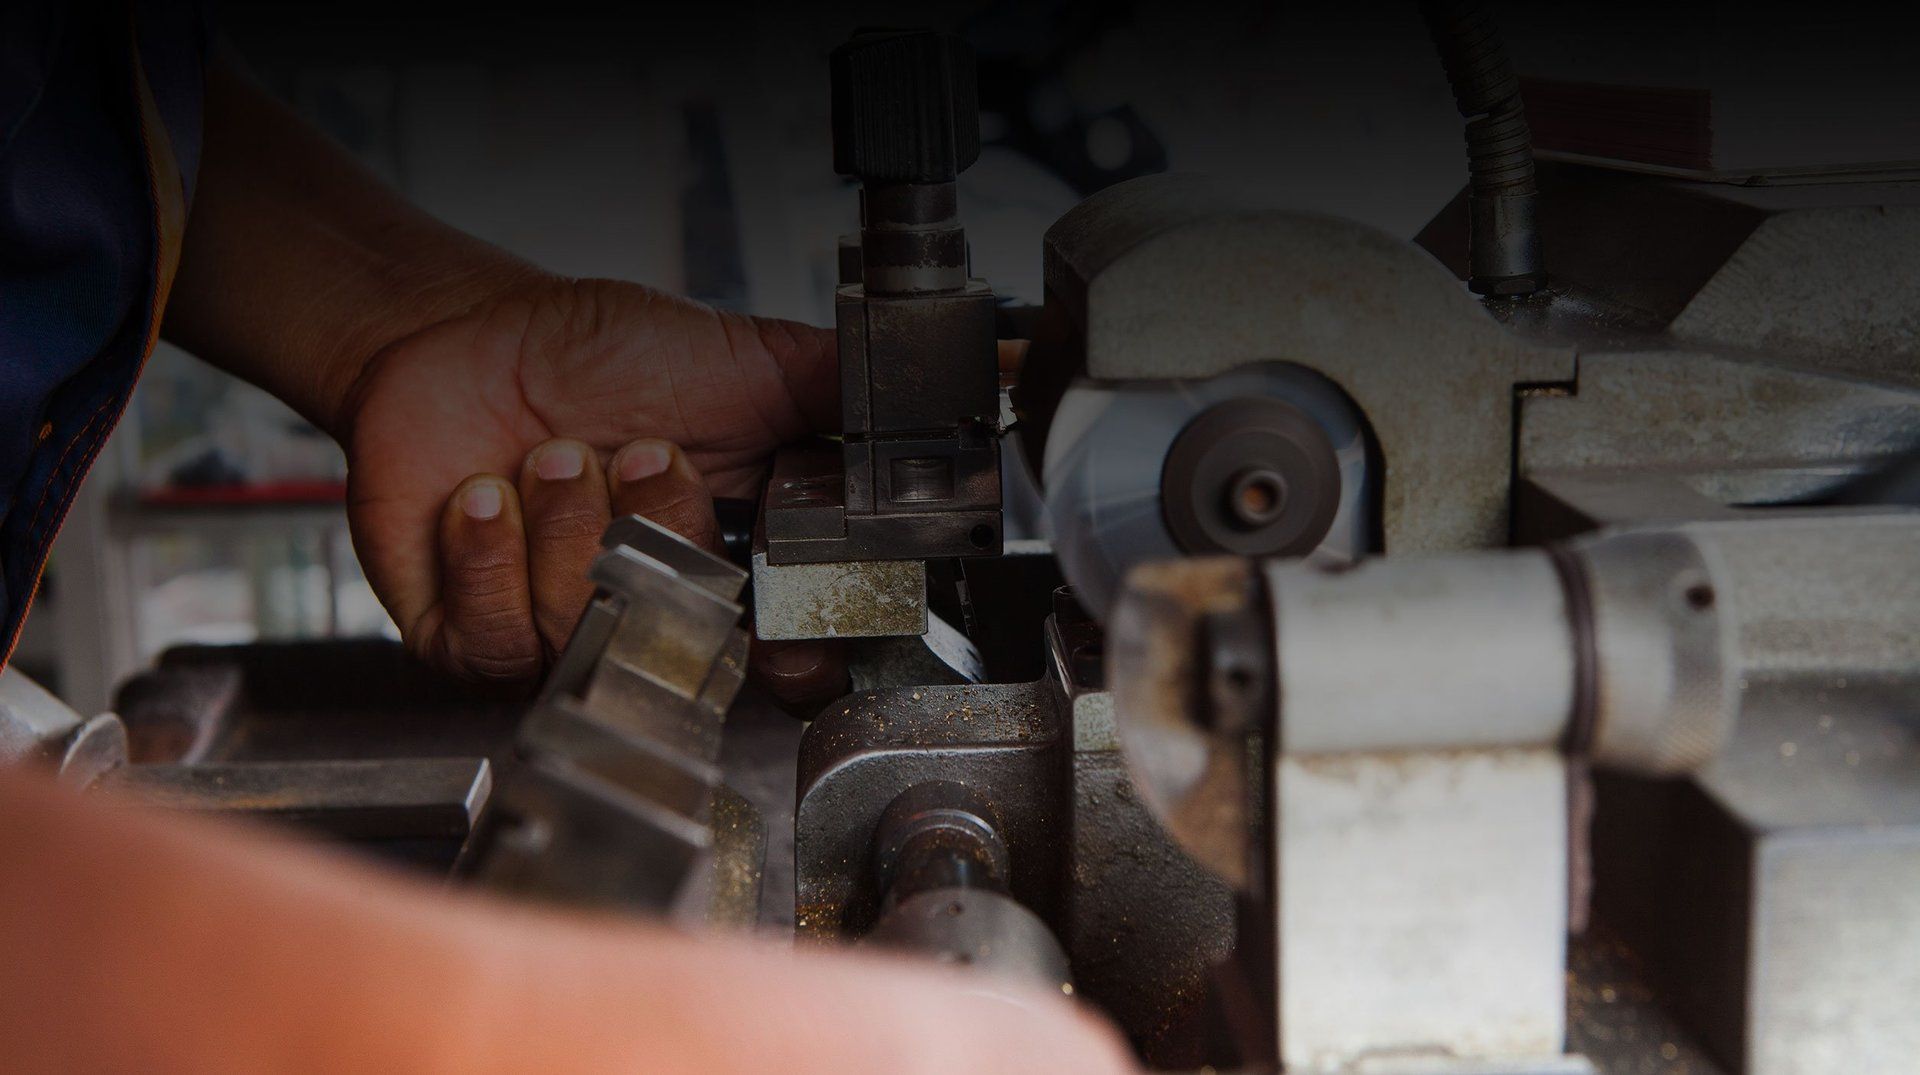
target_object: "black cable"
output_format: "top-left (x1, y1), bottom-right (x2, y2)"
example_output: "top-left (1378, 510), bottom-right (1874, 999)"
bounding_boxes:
top-left (1421, 0), bottom-right (1547, 296)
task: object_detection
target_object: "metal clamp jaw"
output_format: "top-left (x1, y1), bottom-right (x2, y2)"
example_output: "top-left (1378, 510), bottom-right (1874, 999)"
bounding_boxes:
top-left (462, 515), bottom-right (763, 925)
top-left (756, 29), bottom-right (1005, 642)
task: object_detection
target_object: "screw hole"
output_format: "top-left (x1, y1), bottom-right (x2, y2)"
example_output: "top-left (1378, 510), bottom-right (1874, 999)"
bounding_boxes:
top-left (1684, 583), bottom-right (1716, 611)
top-left (968, 524), bottom-right (995, 549)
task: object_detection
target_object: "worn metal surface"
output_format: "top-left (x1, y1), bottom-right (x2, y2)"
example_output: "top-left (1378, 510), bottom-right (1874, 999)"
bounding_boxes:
top-left (760, 439), bottom-right (1002, 566)
top-left (795, 682), bottom-right (1061, 938)
top-left (1593, 676), bottom-right (1920, 1075)
top-left (1105, 556), bottom-right (1268, 890)
top-left (1268, 551), bottom-right (1576, 756)
top-left (1038, 597), bottom-right (1241, 1066)
top-left (871, 781), bottom-right (1011, 905)
top-left (1110, 514), bottom-right (1895, 874)
top-left (466, 514), bottom-right (763, 921)
top-left (1419, 163), bottom-right (1920, 356)
top-left (1276, 748), bottom-right (1570, 1071)
top-left (1668, 206), bottom-right (1920, 385)
top-left (1520, 350), bottom-right (1920, 481)
top-left (699, 785), bottom-right (767, 928)
top-left (1106, 550), bottom-right (1573, 1070)
top-left (1031, 173), bottom-right (1572, 561)
top-left (858, 778), bottom-right (1075, 991)
top-left (1488, 169), bottom-right (1920, 562)
top-left (1690, 513), bottom-right (1920, 679)
top-left (795, 613), bottom-right (1238, 1065)
top-left (751, 547), bottom-right (927, 640)
top-left (1100, 520), bottom-right (1874, 1071)
top-left (111, 757), bottom-right (491, 842)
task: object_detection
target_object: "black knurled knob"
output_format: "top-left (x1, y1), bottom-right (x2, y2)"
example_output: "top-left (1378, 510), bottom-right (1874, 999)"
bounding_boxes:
top-left (831, 30), bottom-right (981, 183)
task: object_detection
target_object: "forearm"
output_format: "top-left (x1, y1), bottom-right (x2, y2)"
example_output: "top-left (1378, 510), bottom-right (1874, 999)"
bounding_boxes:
top-left (0, 769), bottom-right (1131, 1074)
top-left (163, 50), bottom-right (547, 438)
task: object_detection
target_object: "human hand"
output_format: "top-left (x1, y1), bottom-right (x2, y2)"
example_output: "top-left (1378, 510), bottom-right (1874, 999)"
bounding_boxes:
top-left (340, 274), bottom-right (845, 698)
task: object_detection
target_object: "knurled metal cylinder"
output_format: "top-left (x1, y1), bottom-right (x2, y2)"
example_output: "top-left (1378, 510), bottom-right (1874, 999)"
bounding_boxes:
top-left (1570, 529), bottom-right (1735, 774)
top-left (831, 30), bottom-right (981, 184)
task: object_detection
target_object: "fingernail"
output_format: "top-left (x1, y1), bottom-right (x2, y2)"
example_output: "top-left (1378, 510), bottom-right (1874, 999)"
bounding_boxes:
top-left (616, 443), bottom-right (672, 483)
top-left (533, 442), bottom-right (585, 481)
top-left (462, 481), bottom-right (503, 520)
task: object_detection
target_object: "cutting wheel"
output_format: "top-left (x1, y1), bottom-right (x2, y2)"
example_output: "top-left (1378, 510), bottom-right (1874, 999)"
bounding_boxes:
top-left (1040, 362), bottom-right (1373, 620)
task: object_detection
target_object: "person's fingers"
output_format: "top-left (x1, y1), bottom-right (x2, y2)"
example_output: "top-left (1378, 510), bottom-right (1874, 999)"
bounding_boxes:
top-left (431, 474), bottom-right (542, 685)
top-left (608, 439), bottom-right (721, 552)
top-left (647, 938), bottom-right (1140, 1075)
top-left (749, 639), bottom-right (850, 715)
top-left (750, 316), bottom-right (839, 431)
top-left (516, 438), bottom-right (612, 656)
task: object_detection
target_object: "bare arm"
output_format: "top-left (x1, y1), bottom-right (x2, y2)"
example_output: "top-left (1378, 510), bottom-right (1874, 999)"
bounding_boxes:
top-left (159, 51), bottom-right (847, 700)
top-left (0, 768), bottom-right (1134, 1073)
top-left (162, 50), bottom-right (543, 438)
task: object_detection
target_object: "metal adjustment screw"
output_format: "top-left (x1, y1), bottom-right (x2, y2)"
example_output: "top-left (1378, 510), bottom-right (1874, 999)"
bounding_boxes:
top-left (832, 30), bottom-right (982, 297)
top-left (831, 30), bottom-right (981, 185)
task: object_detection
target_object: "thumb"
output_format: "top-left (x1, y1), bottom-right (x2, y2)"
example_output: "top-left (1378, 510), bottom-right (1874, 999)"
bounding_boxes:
top-left (745, 315), bottom-right (839, 433)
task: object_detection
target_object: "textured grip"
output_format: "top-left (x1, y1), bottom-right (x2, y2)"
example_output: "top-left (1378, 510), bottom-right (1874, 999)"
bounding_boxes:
top-left (831, 30), bottom-right (981, 183)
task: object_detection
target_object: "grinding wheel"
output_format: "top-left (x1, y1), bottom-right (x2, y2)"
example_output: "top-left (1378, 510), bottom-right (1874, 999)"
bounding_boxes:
top-left (1040, 362), bottom-right (1373, 620)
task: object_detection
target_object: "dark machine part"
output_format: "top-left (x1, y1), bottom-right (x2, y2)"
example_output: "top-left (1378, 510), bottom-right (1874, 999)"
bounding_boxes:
top-left (762, 30), bottom-right (1002, 566)
top-left (872, 780), bottom-right (1012, 909)
top-left (1158, 397), bottom-right (1342, 558)
top-left (862, 781), bottom-right (1073, 989)
top-left (109, 758), bottom-right (492, 870)
top-left (1420, 0), bottom-right (1546, 296)
top-left (712, 496), bottom-right (757, 567)
top-left (796, 605), bottom-right (1239, 1067)
top-left (90, 640), bottom-right (525, 870)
